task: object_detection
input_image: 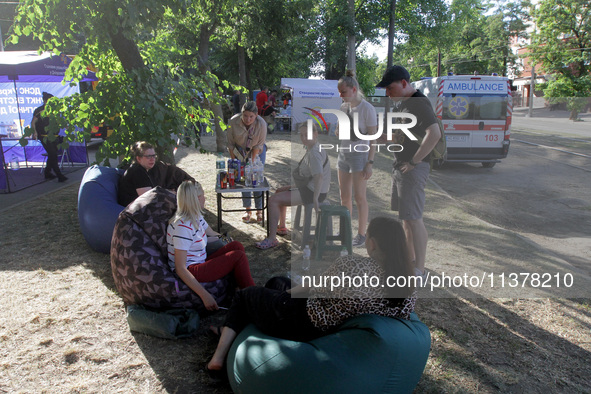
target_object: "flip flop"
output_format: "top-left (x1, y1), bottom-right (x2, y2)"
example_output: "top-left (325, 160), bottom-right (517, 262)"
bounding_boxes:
top-left (255, 238), bottom-right (279, 250)
top-left (276, 227), bottom-right (289, 236)
top-left (203, 364), bottom-right (227, 382)
top-left (256, 212), bottom-right (263, 223)
top-left (242, 213), bottom-right (254, 223)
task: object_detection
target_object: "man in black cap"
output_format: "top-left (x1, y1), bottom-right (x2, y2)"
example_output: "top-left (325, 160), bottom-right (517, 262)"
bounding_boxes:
top-left (32, 92), bottom-right (68, 182)
top-left (376, 65), bottom-right (441, 281)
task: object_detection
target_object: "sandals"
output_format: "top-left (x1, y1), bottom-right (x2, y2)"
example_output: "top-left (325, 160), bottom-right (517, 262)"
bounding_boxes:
top-left (255, 238), bottom-right (279, 250)
top-left (256, 211), bottom-right (263, 223)
top-left (276, 227), bottom-right (289, 236)
top-left (242, 212), bottom-right (255, 223)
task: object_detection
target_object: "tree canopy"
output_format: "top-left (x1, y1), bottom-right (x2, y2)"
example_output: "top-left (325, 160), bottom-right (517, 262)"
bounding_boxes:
top-left (528, 0), bottom-right (591, 118)
top-left (10, 0), bottom-right (221, 164)
top-left (7, 0), bottom-right (583, 161)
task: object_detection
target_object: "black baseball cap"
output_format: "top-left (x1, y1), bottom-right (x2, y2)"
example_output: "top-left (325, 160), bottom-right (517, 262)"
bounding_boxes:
top-left (376, 65), bottom-right (411, 88)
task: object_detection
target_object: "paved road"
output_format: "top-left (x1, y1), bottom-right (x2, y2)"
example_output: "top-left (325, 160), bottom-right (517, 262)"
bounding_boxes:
top-left (0, 140), bottom-right (101, 213)
top-left (512, 107), bottom-right (590, 138)
top-left (428, 123), bottom-right (591, 297)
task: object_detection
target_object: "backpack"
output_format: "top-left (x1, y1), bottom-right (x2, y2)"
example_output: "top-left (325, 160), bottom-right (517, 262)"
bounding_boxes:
top-left (417, 117), bottom-right (447, 169)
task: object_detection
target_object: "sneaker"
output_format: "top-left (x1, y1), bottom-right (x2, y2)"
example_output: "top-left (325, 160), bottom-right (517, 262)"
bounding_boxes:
top-left (414, 268), bottom-right (429, 287)
top-left (352, 234), bottom-right (366, 247)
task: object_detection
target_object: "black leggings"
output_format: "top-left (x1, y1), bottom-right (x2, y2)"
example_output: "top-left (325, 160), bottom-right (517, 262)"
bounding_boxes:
top-left (224, 277), bottom-right (322, 342)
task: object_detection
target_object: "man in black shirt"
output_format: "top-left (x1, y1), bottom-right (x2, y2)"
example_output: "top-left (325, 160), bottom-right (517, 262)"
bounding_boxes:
top-left (376, 66), bottom-right (441, 280)
top-left (32, 92), bottom-right (67, 182)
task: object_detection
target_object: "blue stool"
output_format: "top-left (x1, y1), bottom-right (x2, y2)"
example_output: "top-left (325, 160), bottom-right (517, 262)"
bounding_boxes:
top-left (314, 205), bottom-right (352, 259)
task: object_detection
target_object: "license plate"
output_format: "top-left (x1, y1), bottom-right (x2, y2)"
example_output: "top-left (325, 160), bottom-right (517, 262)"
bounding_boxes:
top-left (446, 135), bottom-right (468, 143)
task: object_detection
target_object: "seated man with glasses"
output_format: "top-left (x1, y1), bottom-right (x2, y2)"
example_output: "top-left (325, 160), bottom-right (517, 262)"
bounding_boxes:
top-left (118, 141), bottom-right (195, 206)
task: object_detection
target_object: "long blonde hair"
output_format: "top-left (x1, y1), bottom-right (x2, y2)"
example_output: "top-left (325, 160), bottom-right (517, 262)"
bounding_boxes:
top-left (170, 180), bottom-right (204, 229)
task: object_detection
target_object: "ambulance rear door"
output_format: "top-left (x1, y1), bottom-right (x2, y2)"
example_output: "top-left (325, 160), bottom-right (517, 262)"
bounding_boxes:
top-left (441, 76), bottom-right (510, 165)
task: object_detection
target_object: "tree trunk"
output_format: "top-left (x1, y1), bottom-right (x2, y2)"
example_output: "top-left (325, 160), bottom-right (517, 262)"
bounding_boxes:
top-left (347, 0), bottom-right (356, 71)
top-left (198, 25), bottom-right (227, 153)
top-left (109, 28), bottom-right (145, 72)
top-left (238, 38), bottom-right (247, 109)
top-left (387, 0), bottom-right (397, 68)
top-left (108, 24), bottom-right (182, 162)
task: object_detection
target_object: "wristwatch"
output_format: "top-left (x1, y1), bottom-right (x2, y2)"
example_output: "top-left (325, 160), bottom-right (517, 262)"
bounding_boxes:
top-left (409, 159), bottom-right (417, 166)
top-left (368, 160), bottom-right (374, 165)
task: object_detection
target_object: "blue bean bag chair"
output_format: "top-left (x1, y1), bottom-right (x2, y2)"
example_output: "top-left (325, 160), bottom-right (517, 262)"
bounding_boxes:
top-left (110, 186), bottom-right (230, 310)
top-left (227, 312), bottom-right (431, 394)
top-left (78, 165), bottom-right (125, 253)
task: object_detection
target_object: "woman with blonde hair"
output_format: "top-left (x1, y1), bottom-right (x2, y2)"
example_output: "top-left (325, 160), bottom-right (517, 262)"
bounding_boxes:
top-left (167, 180), bottom-right (255, 310)
top-left (255, 121), bottom-right (330, 250)
top-left (336, 70), bottom-right (378, 247)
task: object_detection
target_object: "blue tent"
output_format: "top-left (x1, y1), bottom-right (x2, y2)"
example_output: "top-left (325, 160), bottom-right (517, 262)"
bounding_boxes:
top-left (0, 51), bottom-right (97, 193)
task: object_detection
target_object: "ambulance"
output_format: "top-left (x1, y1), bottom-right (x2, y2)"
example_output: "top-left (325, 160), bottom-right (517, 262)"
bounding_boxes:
top-left (412, 74), bottom-right (512, 168)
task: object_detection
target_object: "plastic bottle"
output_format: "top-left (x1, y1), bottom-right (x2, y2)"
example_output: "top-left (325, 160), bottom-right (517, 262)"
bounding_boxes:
top-left (251, 158), bottom-right (259, 187)
top-left (10, 154), bottom-right (19, 170)
top-left (302, 245), bottom-right (311, 272)
top-left (244, 160), bottom-right (253, 187)
top-left (216, 153), bottom-right (226, 188)
top-left (340, 247), bottom-right (348, 257)
top-left (216, 153), bottom-right (225, 170)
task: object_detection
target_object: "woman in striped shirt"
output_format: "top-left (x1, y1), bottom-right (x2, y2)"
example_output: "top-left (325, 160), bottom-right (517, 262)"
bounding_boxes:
top-left (167, 181), bottom-right (255, 310)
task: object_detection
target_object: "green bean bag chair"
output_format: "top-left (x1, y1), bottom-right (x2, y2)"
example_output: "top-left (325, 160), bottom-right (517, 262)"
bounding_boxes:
top-left (227, 312), bottom-right (430, 394)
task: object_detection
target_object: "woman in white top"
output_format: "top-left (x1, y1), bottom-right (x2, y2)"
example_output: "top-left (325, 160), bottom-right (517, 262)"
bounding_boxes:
top-left (167, 181), bottom-right (255, 310)
top-left (254, 122), bottom-right (331, 250)
top-left (336, 70), bottom-right (378, 247)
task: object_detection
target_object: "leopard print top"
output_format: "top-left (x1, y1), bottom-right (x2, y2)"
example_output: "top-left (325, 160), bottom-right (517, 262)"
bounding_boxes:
top-left (306, 255), bottom-right (416, 332)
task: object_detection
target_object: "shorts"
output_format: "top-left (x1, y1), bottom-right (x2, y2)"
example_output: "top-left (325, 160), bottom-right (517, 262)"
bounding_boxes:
top-left (298, 186), bottom-right (327, 206)
top-left (337, 151), bottom-right (368, 173)
top-left (390, 162), bottom-right (429, 220)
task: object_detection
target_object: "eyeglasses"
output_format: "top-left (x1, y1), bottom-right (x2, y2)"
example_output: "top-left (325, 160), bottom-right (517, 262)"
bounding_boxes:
top-left (141, 154), bottom-right (157, 159)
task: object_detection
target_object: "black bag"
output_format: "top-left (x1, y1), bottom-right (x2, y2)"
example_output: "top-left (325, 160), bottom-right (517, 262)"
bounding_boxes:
top-left (292, 152), bottom-right (329, 190)
top-left (292, 166), bottom-right (312, 190)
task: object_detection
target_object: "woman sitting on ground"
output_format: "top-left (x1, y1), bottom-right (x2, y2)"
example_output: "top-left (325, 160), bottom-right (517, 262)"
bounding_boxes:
top-left (255, 122), bottom-right (330, 250)
top-left (206, 216), bottom-right (417, 375)
top-left (167, 180), bottom-right (256, 311)
top-left (118, 141), bottom-right (195, 206)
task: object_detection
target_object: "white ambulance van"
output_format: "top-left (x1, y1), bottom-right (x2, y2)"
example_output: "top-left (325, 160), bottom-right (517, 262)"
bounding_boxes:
top-left (412, 75), bottom-right (512, 168)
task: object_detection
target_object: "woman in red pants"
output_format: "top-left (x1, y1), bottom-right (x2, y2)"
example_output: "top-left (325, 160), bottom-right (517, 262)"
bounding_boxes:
top-left (167, 180), bottom-right (255, 311)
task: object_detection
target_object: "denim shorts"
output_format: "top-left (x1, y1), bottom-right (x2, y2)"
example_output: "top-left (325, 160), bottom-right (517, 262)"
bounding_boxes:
top-left (337, 151), bottom-right (368, 173)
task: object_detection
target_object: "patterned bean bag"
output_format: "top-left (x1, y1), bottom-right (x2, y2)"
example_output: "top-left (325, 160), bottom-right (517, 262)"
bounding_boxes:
top-left (78, 165), bottom-right (125, 254)
top-left (227, 312), bottom-right (431, 394)
top-left (110, 187), bottom-right (229, 310)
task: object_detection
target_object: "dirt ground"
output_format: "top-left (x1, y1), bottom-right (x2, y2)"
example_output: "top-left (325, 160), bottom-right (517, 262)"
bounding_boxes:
top-left (0, 130), bottom-right (590, 393)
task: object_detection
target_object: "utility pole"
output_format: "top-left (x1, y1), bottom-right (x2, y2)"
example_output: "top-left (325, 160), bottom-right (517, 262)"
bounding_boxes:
top-left (527, 64), bottom-right (535, 117)
top-left (384, 0), bottom-right (397, 132)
